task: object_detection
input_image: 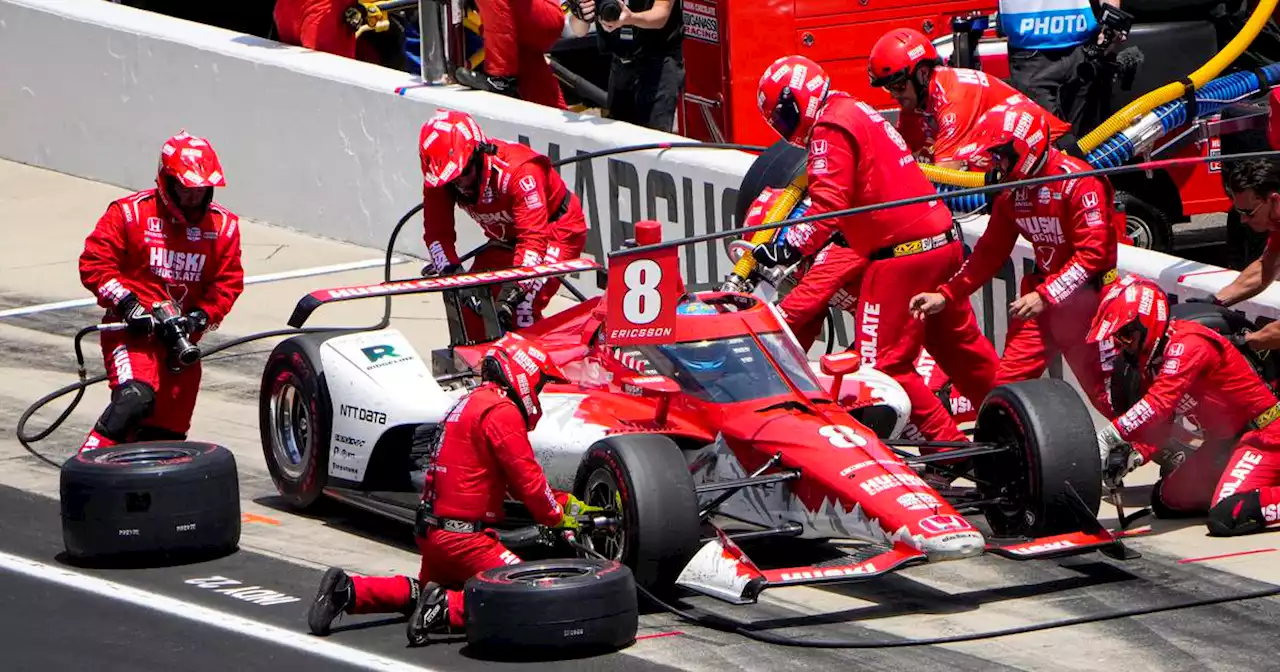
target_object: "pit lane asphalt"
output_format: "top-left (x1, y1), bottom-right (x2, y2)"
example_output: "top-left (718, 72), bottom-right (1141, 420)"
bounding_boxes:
top-left (4, 159), bottom-right (1280, 671)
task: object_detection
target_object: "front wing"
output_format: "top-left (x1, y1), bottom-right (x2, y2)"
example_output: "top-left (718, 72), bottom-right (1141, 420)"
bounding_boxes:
top-left (676, 524), bottom-right (1134, 604)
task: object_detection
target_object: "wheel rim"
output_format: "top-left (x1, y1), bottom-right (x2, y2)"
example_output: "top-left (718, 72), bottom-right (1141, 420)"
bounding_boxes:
top-left (583, 467), bottom-right (626, 562)
top-left (270, 381), bottom-right (311, 481)
top-left (1126, 214), bottom-right (1153, 249)
top-left (977, 406), bottom-right (1036, 531)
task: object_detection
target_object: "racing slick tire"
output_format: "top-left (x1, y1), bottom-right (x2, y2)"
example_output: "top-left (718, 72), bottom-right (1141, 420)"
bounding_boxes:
top-left (573, 435), bottom-right (701, 593)
top-left (463, 558), bottom-right (638, 656)
top-left (60, 442), bottom-right (241, 562)
top-left (259, 333), bottom-right (337, 510)
top-left (972, 379), bottom-right (1103, 538)
top-left (734, 139), bottom-right (808, 226)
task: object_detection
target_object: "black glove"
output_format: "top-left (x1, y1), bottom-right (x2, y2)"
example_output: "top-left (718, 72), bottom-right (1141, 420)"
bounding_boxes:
top-left (496, 284), bottom-right (526, 329)
top-left (117, 294), bottom-right (155, 336)
top-left (184, 308), bottom-right (210, 335)
top-left (454, 67), bottom-right (519, 98)
top-left (421, 262), bottom-right (462, 278)
top-left (752, 240), bottom-right (802, 269)
top-left (1185, 296), bottom-right (1226, 307)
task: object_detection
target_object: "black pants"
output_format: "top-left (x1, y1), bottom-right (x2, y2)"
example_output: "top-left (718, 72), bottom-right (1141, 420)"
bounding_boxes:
top-left (606, 47), bottom-right (685, 132)
top-left (1008, 45), bottom-right (1102, 135)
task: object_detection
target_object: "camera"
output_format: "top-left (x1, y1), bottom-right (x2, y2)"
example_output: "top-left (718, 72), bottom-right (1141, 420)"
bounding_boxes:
top-left (151, 300), bottom-right (201, 370)
top-left (596, 0), bottom-right (624, 22)
top-left (1081, 4), bottom-right (1134, 60)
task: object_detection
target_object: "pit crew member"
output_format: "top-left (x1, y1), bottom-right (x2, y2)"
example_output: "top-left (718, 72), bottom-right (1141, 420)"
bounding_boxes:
top-left (909, 102), bottom-right (1118, 417)
top-left (750, 55), bottom-right (999, 443)
top-left (273, 0), bottom-right (383, 64)
top-left (306, 333), bottom-right (605, 643)
top-left (867, 27), bottom-right (1074, 169)
top-left (1191, 158), bottom-right (1280, 353)
top-left (77, 132), bottom-right (245, 452)
top-left (1091, 276), bottom-right (1280, 537)
top-left (455, 0), bottom-right (569, 109)
top-left (419, 109), bottom-right (588, 331)
top-left (740, 187), bottom-right (867, 352)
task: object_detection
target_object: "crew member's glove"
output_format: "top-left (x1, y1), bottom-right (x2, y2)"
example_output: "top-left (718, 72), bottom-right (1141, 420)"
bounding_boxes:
top-left (421, 241), bottom-right (461, 278)
top-left (555, 494), bottom-right (606, 530)
top-left (454, 67), bottom-right (519, 98)
top-left (1098, 423), bottom-right (1143, 489)
top-left (752, 240), bottom-right (802, 269)
top-left (183, 308), bottom-right (210, 335)
top-left (496, 283), bottom-right (527, 329)
top-left (1185, 295), bottom-right (1226, 307)
top-left (117, 294), bottom-right (156, 336)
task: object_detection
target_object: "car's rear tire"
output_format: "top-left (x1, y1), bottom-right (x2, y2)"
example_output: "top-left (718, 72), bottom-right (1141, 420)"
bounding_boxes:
top-left (60, 442), bottom-right (241, 562)
top-left (260, 333), bottom-right (336, 509)
top-left (1116, 192), bottom-right (1172, 253)
top-left (972, 379), bottom-right (1102, 538)
top-left (463, 558), bottom-right (638, 656)
top-left (734, 139), bottom-right (807, 226)
top-left (573, 434), bottom-right (700, 593)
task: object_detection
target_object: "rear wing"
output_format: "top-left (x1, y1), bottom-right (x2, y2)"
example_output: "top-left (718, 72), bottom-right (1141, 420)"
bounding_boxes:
top-left (287, 257), bottom-right (602, 327)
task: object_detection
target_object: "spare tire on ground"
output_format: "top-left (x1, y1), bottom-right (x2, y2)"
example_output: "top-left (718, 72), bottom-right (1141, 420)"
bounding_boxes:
top-left (463, 558), bottom-right (638, 657)
top-left (60, 442), bottom-right (241, 563)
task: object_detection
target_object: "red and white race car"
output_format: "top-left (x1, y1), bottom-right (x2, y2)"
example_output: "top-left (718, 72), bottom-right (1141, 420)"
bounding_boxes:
top-left (260, 229), bottom-right (1133, 604)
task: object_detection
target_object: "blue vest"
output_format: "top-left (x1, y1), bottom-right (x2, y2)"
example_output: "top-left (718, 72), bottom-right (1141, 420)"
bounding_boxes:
top-left (999, 0), bottom-right (1097, 50)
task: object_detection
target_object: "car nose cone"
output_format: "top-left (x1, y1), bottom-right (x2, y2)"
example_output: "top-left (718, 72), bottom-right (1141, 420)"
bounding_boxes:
top-left (920, 530), bottom-right (986, 561)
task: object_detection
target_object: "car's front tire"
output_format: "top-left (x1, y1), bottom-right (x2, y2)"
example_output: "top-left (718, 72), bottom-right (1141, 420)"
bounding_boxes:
top-left (259, 334), bottom-right (336, 510)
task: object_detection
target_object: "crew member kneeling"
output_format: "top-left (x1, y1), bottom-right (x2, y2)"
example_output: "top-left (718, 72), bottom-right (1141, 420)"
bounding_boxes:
top-left (419, 110), bottom-right (588, 332)
top-left (1090, 276), bottom-right (1280, 537)
top-left (77, 132), bottom-right (245, 452)
top-left (306, 333), bottom-right (604, 644)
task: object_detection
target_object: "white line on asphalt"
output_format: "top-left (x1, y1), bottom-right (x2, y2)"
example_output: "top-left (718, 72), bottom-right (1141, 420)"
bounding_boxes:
top-left (0, 257), bottom-right (411, 320)
top-left (0, 549), bottom-right (438, 672)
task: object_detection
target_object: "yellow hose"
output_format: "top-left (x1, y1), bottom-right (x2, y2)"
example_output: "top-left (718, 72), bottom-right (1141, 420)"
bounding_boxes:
top-left (919, 0), bottom-right (1278, 186)
top-left (730, 175), bottom-right (807, 281)
top-left (1078, 0), bottom-right (1277, 153)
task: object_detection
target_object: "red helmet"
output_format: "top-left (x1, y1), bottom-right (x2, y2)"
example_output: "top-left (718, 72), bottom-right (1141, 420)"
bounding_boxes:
top-left (1088, 275), bottom-right (1171, 373)
top-left (757, 55), bottom-right (831, 145)
top-left (481, 333), bottom-right (569, 431)
top-left (868, 28), bottom-right (942, 89)
top-left (952, 101), bottom-right (1052, 182)
top-left (419, 109), bottom-right (492, 201)
top-left (156, 131), bottom-right (225, 225)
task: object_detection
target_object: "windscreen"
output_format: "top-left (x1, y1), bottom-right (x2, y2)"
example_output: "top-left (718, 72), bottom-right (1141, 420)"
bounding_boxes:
top-left (615, 331), bottom-right (821, 404)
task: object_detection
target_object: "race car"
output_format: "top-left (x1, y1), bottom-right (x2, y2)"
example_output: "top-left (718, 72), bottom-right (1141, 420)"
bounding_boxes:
top-left (259, 234), bottom-right (1132, 604)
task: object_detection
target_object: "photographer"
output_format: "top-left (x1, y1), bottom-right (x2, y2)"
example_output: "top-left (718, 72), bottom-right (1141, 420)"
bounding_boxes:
top-left (999, 0), bottom-right (1134, 135)
top-left (567, 0), bottom-right (684, 132)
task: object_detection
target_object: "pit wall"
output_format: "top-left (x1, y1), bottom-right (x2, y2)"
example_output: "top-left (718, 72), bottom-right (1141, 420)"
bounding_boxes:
top-left (3, 0), bottom-right (1278, 369)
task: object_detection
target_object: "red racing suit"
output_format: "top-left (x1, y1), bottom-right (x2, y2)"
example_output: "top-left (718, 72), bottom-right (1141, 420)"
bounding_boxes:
top-left (1108, 322), bottom-right (1280, 530)
top-left (475, 0), bottom-right (568, 109)
top-left (423, 139), bottom-right (588, 331)
top-left (348, 384), bottom-right (570, 628)
top-left (786, 92), bottom-right (998, 442)
top-left (1269, 89), bottom-right (1280, 150)
top-left (897, 67), bottom-right (1072, 168)
top-left (273, 0), bottom-right (382, 64)
top-left (939, 150), bottom-right (1119, 416)
top-left (78, 190), bottom-right (245, 441)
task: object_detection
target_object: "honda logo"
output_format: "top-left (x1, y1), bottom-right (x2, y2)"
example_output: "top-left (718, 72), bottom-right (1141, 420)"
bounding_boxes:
top-left (919, 514), bottom-right (969, 534)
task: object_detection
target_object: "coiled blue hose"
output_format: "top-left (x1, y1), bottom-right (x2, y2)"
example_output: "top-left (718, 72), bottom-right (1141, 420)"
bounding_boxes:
top-left (933, 62), bottom-right (1280, 207)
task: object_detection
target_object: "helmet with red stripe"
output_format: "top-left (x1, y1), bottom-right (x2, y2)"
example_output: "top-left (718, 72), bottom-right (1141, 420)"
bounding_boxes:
top-left (868, 28), bottom-right (942, 90)
top-left (156, 131), bottom-right (225, 225)
top-left (481, 333), bottom-right (569, 431)
top-left (419, 109), bottom-right (494, 204)
top-left (1088, 275), bottom-right (1171, 373)
top-left (757, 55), bottom-right (832, 146)
top-left (951, 101), bottom-right (1053, 183)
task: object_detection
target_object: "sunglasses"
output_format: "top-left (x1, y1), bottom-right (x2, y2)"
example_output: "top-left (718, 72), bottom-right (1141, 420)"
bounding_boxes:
top-left (1234, 193), bottom-right (1275, 218)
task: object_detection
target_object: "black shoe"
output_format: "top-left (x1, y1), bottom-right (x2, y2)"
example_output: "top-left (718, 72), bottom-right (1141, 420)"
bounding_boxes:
top-left (406, 582), bottom-right (450, 647)
top-left (307, 567), bottom-right (354, 636)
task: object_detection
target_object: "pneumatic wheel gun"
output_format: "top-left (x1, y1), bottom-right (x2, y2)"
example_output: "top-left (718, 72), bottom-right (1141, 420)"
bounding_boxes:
top-left (151, 300), bottom-right (201, 371)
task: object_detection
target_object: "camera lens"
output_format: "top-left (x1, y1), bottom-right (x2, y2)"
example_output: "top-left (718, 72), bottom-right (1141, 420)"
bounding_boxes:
top-left (598, 0), bottom-right (623, 22)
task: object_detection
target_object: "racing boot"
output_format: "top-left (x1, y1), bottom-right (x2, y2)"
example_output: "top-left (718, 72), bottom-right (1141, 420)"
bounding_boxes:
top-left (406, 581), bottom-right (450, 646)
top-left (307, 567), bottom-right (354, 636)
